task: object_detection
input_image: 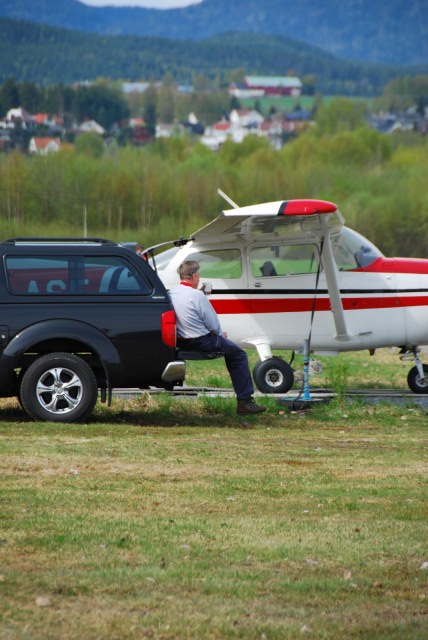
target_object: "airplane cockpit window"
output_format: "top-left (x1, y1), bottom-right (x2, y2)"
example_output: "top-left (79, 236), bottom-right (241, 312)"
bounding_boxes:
top-left (332, 227), bottom-right (383, 270)
top-left (251, 244), bottom-right (320, 277)
top-left (186, 249), bottom-right (242, 279)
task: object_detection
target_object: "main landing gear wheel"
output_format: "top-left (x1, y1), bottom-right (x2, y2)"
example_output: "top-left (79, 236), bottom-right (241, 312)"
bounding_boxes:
top-left (20, 352), bottom-right (98, 422)
top-left (253, 357), bottom-right (294, 394)
top-left (407, 364), bottom-right (428, 394)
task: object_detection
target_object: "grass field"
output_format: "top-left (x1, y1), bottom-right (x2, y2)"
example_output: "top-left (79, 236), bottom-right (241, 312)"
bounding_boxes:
top-left (238, 95), bottom-right (373, 115)
top-left (0, 350), bottom-right (427, 639)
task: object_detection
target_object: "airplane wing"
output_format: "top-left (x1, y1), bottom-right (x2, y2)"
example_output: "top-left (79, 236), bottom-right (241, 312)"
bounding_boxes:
top-left (192, 199), bottom-right (344, 242)
top-left (223, 199), bottom-right (338, 216)
top-left (192, 198), bottom-right (352, 343)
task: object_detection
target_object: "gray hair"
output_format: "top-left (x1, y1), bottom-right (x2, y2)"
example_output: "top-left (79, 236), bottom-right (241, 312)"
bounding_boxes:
top-left (178, 260), bottom-right (200, 280)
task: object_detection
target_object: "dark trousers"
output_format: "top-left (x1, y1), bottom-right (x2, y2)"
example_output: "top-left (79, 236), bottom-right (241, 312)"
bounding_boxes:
top-left (178, 333), bottom-right (254, 400)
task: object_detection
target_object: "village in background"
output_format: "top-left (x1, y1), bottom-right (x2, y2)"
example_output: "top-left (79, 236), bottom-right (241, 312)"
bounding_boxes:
top-left (1, 73), bottom-right (427, 156)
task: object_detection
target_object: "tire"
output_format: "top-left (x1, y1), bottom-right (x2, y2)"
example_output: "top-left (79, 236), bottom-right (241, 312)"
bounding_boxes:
top-left (407, 364), bottom-right (428, 394)
top-left (20, 352), bottom-right (98, 422)
top-left (253, 357), bottom-right (294, 394)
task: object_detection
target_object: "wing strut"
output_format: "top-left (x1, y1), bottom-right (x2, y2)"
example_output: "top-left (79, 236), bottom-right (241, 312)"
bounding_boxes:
top-left (320, 217), bottom-right (352, 343)
top-left (217, 188), bottom-right (239, 209)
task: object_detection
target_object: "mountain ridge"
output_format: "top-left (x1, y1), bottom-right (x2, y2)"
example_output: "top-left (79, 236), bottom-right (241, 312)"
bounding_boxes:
top-left (0, 0), bottom-right (427, 66)
top-left (3, 17), bottom-right (425, 93)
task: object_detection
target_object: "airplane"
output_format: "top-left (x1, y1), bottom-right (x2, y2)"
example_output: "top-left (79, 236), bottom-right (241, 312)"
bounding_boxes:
top-left (142, 192), bottom-right (428, 395)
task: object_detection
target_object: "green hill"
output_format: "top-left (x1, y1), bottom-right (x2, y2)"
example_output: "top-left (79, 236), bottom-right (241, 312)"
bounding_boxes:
top-left (1, 18), bottom-right (425, 95)
top-left (0, 0), bottom-right (427, 66)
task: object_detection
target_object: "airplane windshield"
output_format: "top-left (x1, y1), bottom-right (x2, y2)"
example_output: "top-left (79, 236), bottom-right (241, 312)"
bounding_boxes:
top-left (153, 247), bottom-right (181, 272)
top-left (332, 227), bottom-right (383, 270)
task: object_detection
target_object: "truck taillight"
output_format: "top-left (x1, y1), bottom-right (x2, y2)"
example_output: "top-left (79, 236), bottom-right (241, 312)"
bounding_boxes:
top-left (161, 310), bottom-right (176, 348)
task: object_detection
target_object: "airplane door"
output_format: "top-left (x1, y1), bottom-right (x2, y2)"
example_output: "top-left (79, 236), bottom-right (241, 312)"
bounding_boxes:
top-left (248, 241), bottom-right (405, 351)
top-left (247, 242), bottom-right (339, 351)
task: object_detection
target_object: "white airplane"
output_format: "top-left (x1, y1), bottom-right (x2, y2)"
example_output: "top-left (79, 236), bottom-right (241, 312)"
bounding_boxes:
top-left (144, 192), bottom-right (428, 395)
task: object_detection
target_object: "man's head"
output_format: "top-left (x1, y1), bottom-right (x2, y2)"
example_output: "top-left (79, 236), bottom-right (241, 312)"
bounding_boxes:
top-left (178, 261), bottom-right (200, 288)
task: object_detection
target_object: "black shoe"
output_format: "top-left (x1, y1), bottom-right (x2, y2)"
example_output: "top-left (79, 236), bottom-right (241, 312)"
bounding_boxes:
top-left (237, 397), bottom-right (267, 416)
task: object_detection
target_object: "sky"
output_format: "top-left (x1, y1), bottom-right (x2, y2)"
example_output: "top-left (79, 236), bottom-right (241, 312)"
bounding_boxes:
top-left (81, 1), bottom-right (204, 8)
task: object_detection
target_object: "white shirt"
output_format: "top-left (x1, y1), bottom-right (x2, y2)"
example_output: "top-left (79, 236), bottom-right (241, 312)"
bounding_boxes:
top-left (169, 283), bottom-right (222, 339)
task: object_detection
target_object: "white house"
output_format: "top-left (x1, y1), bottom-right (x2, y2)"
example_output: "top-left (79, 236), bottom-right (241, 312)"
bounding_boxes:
top-left (77, 120), bottom-right (105, 135)
top-left (230, 76), bottom-right (302, 98)
top-left (28, 137), bottom-right (61, 155)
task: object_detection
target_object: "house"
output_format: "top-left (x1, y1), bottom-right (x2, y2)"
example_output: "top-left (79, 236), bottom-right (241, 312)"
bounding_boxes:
top-left (0, 129), bottom-right (11, 152)
top-left (229, 109), bottom-right (265, 128)
top-left (28, 137), bottom-right (61, 155)
top-left (181, 112), bottom-right (205, 135)
top-left (128, 116), bottom-right (145, 129)
top-left (33, 113), bottom-right (64, 129)
top-left (122, 82), bottom-right (151, 94)
top-left (77, 120), bottom-right (105, 135)
top-left (5, 107), bottom-right (32, 129)
top-left (230, 76), bottom-right (302, 98)
top-left (201, 110), bottom-right (265, 150)
top-left (33, 113), bottom-right (49, 126)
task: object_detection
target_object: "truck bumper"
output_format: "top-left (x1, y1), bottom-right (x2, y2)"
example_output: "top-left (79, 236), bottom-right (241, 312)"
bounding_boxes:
top-left (161, 360), bottom-right (186, 383)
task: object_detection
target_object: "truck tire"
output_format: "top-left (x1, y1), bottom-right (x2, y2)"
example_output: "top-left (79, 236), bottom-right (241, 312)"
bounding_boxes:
top-left (20, 352), bottom-right (98, 422)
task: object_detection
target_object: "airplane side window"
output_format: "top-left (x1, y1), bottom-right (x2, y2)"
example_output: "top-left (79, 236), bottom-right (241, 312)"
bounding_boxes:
top-left (252, 244), bottom-right (320, 277)
top-left (186, 249), bottom-right (242, 279)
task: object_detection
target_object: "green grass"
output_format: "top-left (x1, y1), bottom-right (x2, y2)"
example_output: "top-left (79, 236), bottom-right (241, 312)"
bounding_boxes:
top-left (186, 348), bottom-right (418, 393)
top-left (239, 95), bottom-right (373, 115)
top-left (0, 350), bottom-right (427, 639)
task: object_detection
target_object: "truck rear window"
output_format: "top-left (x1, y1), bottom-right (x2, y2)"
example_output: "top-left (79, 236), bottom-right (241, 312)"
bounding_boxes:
top-left (5, 255), bottom-right (151, 296)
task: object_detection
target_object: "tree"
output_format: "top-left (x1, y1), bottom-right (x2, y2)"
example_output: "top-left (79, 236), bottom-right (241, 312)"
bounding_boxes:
top-left (142, 85), bottom-right (158, 137)
top-left (44, 84), bottom-right (75, 118)
top-left (0, 78), bottom-right (20, 115)
top-left (229, 95), bottom-right (241, 111)
top-left (314, 98), bottom-right (366, 134)
top-left (226, 68), bottom-right (246, 84)
top-left (193, 74), bottom-right (209, 92)
top-left (73, 85), bottom-right (130, 129)
top-left (19, 82), bottom-right (43, 113)
top-left (158, 86), bottom-right (175, 124)
top-left (75, 132), bottom-right (104, 158)
top-left (302, 74), bottom-right (316, 96)
top-left (382, 75), bottom-right (428, 112)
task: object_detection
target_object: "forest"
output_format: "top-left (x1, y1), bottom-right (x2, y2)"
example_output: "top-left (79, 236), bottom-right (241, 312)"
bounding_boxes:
top-left (2, 0), bottom-right (427, 67)
top-left (0, 98), bottom-right (427, 259)
top-left (1, 17), bottom-right (426, 96)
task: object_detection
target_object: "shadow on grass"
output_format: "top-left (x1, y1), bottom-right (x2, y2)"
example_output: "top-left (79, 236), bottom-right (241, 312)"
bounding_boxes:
top-left (0, 395), bottom-right (277, 429)
top-left (91, 394), bottom-right (278, 428)
top-left (3, 394), bottom-right (423, 430)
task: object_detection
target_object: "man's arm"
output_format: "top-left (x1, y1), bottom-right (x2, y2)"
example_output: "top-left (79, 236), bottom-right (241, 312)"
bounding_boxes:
top-left (197, 292), bottom-right (222, 336)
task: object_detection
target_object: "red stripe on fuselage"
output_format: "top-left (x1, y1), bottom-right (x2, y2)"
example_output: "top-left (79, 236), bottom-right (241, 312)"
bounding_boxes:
top-left (211, 295), bottom-right (428, 314)
top-left (362, 257), bottom-right (428, 274)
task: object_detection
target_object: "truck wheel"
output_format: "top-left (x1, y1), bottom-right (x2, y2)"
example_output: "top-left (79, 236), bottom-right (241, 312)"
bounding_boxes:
top-left (407, 364), bottom-right (428, 394)
top-left (20, 352), bottom-right (98, 422)
top-left (253, 357), bottom-right (294, 394)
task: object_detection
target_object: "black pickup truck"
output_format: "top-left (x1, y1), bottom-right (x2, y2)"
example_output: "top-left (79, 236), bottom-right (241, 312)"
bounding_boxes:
top-left (0, 238), bottom-right (185, 422)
